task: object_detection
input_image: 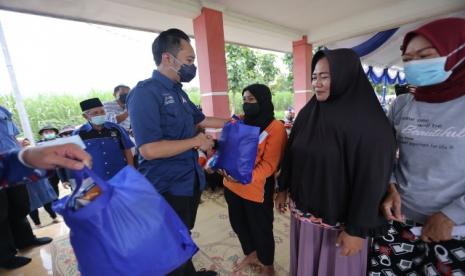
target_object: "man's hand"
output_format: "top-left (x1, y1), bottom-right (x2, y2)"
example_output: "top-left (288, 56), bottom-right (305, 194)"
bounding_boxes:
top-left (205, 167), bottom-right (215, 174)
top-left (275, 191), bottom-right (288, 214)
top-left (381, 183), bottom-right (404, 222)
top-left (421, 212), bottom-right (454, 243)
top-left (198, 117), bottom-right (229, 130)
top-left (336, 231), bottom-right (365, 257)
top-left (115, 111), bottom-right (129, 124)
top-left (22, 143), bottom-right (91, 170)
top-left (194, 133), bottom-right (214, 151)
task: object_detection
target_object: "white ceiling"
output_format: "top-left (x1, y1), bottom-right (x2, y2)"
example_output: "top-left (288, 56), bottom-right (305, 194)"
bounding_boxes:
top-left (0, 0), bottom-right (464, 55)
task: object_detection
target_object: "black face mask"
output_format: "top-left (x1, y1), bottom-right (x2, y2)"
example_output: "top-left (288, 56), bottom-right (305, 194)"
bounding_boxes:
top-left (243, 103), bottom-right (260, 118)
top-left (118, 93), bottom-right (128, 104)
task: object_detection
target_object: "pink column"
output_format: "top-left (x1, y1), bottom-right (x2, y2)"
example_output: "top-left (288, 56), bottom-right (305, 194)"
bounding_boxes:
top-left (193, 8), bottom-right (230, 120)
top-left (292, 35), bottom-right (313, 114)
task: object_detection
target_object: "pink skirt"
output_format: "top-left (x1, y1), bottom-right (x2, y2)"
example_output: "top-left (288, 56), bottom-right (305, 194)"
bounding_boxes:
top-left (289, 215), bottom-right (368, 276)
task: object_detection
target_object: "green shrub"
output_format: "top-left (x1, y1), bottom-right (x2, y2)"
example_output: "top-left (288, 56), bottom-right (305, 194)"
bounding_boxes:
top-left (0, 91), bottom-right (113, 140)
top-left (0, 89), bottom-right (295, 140)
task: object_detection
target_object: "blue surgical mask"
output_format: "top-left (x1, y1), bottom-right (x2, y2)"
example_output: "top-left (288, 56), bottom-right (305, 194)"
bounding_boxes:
top-left (170, 55), bottom-right (197, 83)
top-left (404, 43), bottom-right (465, 87)
top-left (90, 115), bottom-right (106, 125)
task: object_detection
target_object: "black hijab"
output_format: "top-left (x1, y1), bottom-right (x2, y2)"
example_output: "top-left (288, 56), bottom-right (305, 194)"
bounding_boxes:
top-left (278, 49), bottom-right (396, 238)
top-left (242, 84), bottom-right (275, 132)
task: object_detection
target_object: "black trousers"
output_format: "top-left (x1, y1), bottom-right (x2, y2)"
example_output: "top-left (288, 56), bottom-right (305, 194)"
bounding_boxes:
top-left (29, 174), bottom-right (59, 225)
top-left (224, 180), bottom-right (275, 266)
top-left (48, 174), bottom-right (60, 199)
top-left (163, 184), bottom-right (201, 276)
top-left (0, 185), bottom-right (36, 262)
top-left (29, 202), bottom-right (57, 225)
top-left (205, 172), bottom-right (223, 191)
top-left (162, 187), bottom-right (201, 231)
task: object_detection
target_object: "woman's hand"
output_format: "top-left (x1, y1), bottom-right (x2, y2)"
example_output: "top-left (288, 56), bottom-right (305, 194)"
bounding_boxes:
top-left (381, 183), bottom-right (404, 222)
top-left (218, 169), bottom-right (239, 182)
top-left (275, 191), bottom-right (288, 214)
top-left (421, 212), bottom-right (454, 243)
top-left (336, 231), bottom-right (365, 257)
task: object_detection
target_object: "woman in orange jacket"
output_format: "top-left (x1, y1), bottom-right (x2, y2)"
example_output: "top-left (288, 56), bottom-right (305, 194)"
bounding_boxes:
top-left (220, 84), bottom-right (287, 276)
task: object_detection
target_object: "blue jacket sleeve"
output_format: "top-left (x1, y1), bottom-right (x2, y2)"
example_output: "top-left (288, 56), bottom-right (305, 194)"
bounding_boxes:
top-left (185, 92), bottom-right (205, 125)
top-left (0, 150), bottom-right (38, 189)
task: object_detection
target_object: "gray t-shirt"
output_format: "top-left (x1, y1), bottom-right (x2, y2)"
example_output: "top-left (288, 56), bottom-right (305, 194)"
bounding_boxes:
top-left (389, 93), bottom-right (465, 225)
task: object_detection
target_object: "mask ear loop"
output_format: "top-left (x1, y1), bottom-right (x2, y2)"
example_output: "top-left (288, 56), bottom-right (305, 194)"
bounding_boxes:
top-left (169, 53), bottom-right (183, 66)
top-left (167, 53), bottom-right (183, 76)
top-left (447, 43), bottom-right (465, 71)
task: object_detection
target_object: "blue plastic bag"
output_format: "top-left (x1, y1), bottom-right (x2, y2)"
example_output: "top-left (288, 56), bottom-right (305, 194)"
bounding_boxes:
top-left (211, 119), bottom-right (260, 184)
top-left (53, 166), bottom-right (198, 276)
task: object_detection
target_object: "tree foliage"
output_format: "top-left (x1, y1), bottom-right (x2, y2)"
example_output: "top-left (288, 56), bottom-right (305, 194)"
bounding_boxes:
top-left (0, 45), bottom-right (300, 139)
top-left (0, 91), bottom-right (113, 140)
top-left (225, 44), bottom-right (292, 113)
top-left (0, 89), bottom-right (291, 140)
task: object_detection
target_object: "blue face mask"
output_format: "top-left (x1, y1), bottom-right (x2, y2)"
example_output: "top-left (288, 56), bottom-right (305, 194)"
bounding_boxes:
top-left (171, 55), bottom-right (197, 83)
top-left (90, 115), bottom-right (106, 126)
top-left (178, 63), bottom-right (197, 82)
top-left (404, 43), bottom-right (465, 87)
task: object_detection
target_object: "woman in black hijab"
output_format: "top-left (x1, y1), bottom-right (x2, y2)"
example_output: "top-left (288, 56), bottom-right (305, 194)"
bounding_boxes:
top-left (276, 49), bottom-right (396, 276)
top-left (242, 84), bottom-right (275, 132)
top-left (221, 84), bottom-right (287, 275)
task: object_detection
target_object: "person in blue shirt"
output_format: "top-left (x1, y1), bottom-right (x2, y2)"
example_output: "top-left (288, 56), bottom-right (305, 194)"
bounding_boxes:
top-left (74, 98), bottom-right (134, 180)
top-left (0, 144), bottom-right (91, 191)
top-left (0, 105), bottom-right (51, 269)
top-left (0, 106), bottom-right (90, 270)
top-left (127, 28), bottom-right (228, 276)
top-left (0, 106), bottom-right (21, 151)
top-left (0, 145), bottom-right (90, 270)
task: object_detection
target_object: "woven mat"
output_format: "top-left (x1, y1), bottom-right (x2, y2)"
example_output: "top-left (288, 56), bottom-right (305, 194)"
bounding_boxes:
top-left (50, 190), bottom-right (290, 276)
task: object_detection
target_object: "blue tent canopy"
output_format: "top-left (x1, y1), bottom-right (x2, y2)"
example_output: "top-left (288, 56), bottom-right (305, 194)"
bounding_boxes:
top-left (364, 65), bottom-right (406, 104)
top-left (365, 66), bottom-right (406, 85)
top-left (349, 28), bottom-right (407, 103)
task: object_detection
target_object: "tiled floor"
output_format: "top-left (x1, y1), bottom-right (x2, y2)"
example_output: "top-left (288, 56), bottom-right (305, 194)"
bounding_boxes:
top-left (0, 212), bottom-right (70, 276)
top-left (1, 186), bottom-right (72, 276)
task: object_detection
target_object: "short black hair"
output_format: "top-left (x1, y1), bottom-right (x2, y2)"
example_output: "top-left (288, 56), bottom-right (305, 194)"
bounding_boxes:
top-left (152, 28), bottom-right (190, 66)
top-left (113, 84), bottom-right (130, 95)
